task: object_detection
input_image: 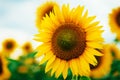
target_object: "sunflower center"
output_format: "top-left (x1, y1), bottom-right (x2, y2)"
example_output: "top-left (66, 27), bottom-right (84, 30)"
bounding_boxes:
top-left (111, 49), bottom-right (115, 57)
top-left (43, 6), bottom-right (53, 17)
top-left (6, 42), bottom-right (13, 50)
top-left (25, 45), bottom-right (30, 50)
top-left (90, 56), bottom-right (102, 69)
top-left (116, 12), bottom-right (120, 26)
top-left (52, 23), bottom-right (86, 60)
top-left (0, 58), bottom-right (3, 75)
top-left (57, 29), bottom-right (77, 51)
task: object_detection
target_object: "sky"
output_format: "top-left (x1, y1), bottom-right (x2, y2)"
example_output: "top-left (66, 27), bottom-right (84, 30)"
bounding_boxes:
top-left (0, 0), bottom-right (120, 49)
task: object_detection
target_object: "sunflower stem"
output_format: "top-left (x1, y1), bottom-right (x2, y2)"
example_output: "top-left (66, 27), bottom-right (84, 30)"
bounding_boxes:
top-left (71, 75), bottom-right (78, 80)
top-left (71, 76), bottom-right (74, 80)
top-left (76, 76), bottom-right (78, 80)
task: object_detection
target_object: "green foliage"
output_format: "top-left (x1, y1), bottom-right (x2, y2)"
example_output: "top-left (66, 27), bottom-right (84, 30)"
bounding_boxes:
top-left (71, 76), bottom-right (91, 80)
top-left (80, 76), bottom-right (91, 80)
top-left (7, 51), bottom-right (120, 80)
top-left (114, 38), bottom-right (119, 43)
top-left (7, 51), bottom-right (92, 80)
top-left (5, 49), bottom-right (120, 80)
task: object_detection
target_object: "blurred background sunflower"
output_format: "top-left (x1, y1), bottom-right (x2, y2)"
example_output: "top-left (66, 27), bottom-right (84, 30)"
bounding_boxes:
top-left (1, 38), bottom-right (17, 57)
top-left (21, 42), bottom-right (33, 55)
top-left (36, 1), bottom-right (58, 28)
top-left (90, 44), bottom-right (113, 79)
top-left (109, 7), bottom-right (120, 40)
top-left (0, 53), bottom-right (11, 80)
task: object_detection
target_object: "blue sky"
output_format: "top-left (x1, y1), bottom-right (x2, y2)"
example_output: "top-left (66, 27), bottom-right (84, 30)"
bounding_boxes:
top-left (0, 0), bottom-right (120, 48)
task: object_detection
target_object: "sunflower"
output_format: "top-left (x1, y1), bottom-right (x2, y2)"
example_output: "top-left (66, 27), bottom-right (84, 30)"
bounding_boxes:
top-left (36, 1), bottom-right (58, 28)
top-left (90, 44), bottom-right (113, 79)
top-left (109, 7), bottom-right (120, 40)
top-left (108, 44), bottom-right (120, 59)
top-left (2, 38), bottom-right (17, 57)
top-left (0, 53), bottom-right (11, 80)
top-left (18, 65), bottom-right (28, 73)
top-left (21, 42), bottom-right (33, 54)
top-left (34, 4), bottom-right (103, 79)
top-left (24, 58), bottom-right (35, 65)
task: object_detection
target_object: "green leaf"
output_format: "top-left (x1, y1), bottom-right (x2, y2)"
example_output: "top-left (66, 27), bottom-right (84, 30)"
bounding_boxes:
top-left (114, 38), bottom-right (119, 43)
top-left (110, 59), bottom-right (120, 74)
top-left (79, 76), bottom-right (91, 80)
top-left (27, 51), bottom-right (37, 58)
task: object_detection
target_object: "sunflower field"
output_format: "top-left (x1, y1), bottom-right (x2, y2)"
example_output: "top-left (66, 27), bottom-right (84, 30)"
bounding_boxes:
top-left (0, 0), bottom-right (120, 80)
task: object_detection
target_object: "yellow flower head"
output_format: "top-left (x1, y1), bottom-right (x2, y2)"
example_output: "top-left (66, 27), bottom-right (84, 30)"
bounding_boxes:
top-left (34, 4), bottom-right (103, 79)
top-left (18, 65), bottom-right (28, 73)
top-left (90, 44), bottom-right (113, 78)
top-left (109, 7), bottom-right (120, 40)
top-left (24, 58), bottom-right (35, 65)
top-left (36, 1), bottom-right (58, 28)
top-left (0, 53), bottom-right (11, 80)
top-left (108, 44), bottom-right (120, 59)
top-left (21, 42), bottom-right (33, 54)
top-left (2, 38), bottom-right (17, 57)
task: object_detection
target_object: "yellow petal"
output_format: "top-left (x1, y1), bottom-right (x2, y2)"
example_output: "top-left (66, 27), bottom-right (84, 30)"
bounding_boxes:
top-left (34, 33), bottom-right (51, 42)
top-left (34, 33), bottom-right (51, 37)
top-left (74, 6), bottom-right (84, 24)
top-left (54, 6), bottom-right (64, 23)
top-left (82, 10), bottom-right (88, 19)
top-left (45, 64), bottom-right (53, 73)
top-left (69, 61), bottom-right (75, 76)
top-left (79, 56), bottom-right (90, 76)
top-left (76, 58), bottom-right (84, 76)
top-left (35, 44), bottom-right (51, 57)
top-left (55, 60), bottom-right (66, 78)
top-left (86, 48), bottom-right (103, 56)
top-left (51, 58), bottom-right (61, 76)
top-left (72, 59), bottom-right (79, 75)
top-left (45, 55), bottom-right (56, 73)
top-left (62, 4), bottom-right (70, 22)
top-left (70, 59), bottom-right (78, 76)
top-left (39, 17), bottom-right (56, 33)
top-left (50, 12), bottom-right (60, 27)
top-left (87, 37), bottom-right (104, 42)
top-left (35, 43), bottom-right (50, 51)
top-left (86, 30), bottom-right (103, 39)
top-left (62, 62), bottom-right (68, 79)
top-left (83, 16), bottom-right (96, 28)
top-left (79, 57), bottom-right (90, 73)
top-left (86, 29), bottom-right (103, 36)
top-left (71, 5), bottom-right (84, 18)
top-left (37, 28), bottom-right (53, 34)
top-left (87, 42), bottom-right (103, 49)
top-left (86, 25), bottom-right (101, 32)
top-left (72, 5), bottom-right (81, 19)
top-left (40, 51), bottom-right (54, 64)
top-left (80, 10), bottom-right (90, 27)
top-left (87, 16), bottom-right (96, 22)
top-left (85, 52), bottom-right (97, 64)
top-left (45, 15), bottom-right (57, 30)
top-left (83, 50), bottom-right (97, 66)
top-left (77, 6), bottom-right (84, 17)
